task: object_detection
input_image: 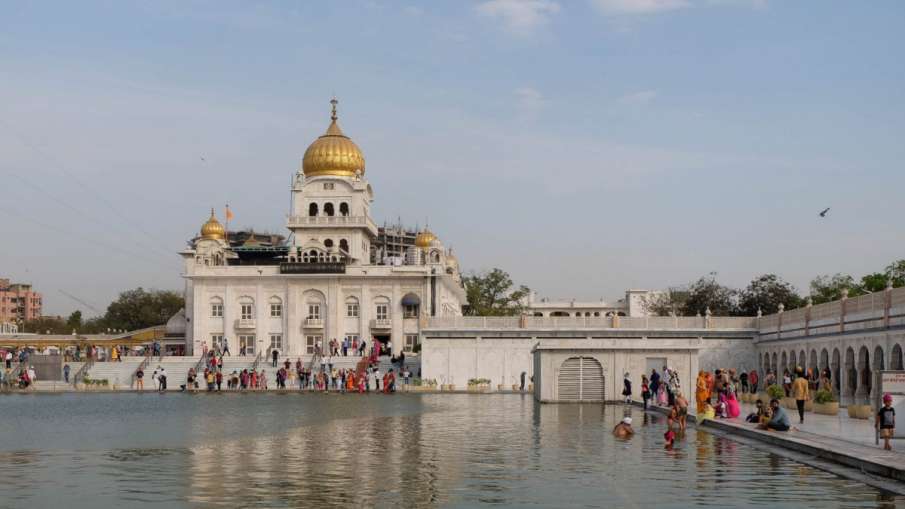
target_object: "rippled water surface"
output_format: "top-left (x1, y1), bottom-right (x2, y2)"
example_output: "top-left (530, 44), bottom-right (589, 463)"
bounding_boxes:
top-left (0, 393), bottom-right (901, 508)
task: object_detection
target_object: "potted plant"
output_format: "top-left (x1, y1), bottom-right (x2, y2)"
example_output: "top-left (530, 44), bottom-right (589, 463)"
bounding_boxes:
top-left (766, 384), bottom-right (785, 403)
top-left (848, 402), bottom-right (872, 419)
top-left (813, 389), bottom-right (838, 415)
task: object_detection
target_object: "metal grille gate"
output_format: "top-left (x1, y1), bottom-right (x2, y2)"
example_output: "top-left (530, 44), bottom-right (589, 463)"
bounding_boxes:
top-left (558, 357), bottom-right (604, 401)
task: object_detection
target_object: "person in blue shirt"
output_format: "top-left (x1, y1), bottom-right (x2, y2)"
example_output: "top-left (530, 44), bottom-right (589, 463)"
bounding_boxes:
top-left (759, 399), bottom-right (790, 431)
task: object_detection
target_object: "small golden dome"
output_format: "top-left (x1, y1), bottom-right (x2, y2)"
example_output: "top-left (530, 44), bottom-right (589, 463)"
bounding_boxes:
top-left (415, 229), bottom-right (437, 248)
top-left (200, 209), bottom-right (226, 240)
top-left (302, 98), bottom-right (365, 178)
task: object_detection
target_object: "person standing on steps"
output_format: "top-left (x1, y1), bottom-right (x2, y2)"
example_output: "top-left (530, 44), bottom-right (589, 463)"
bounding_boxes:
top-left (622, 373), bottom-right (632, 404)
top-left (791, 366), bottom-right (809, 424)
top-left (272, 348), bottom-right (278, 368)
top-left (157, 366), bottom-right (168, 392)
top-left (222, 337), bottom-right (231, 356)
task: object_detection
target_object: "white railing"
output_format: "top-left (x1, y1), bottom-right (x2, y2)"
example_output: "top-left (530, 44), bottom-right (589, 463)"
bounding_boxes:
top-left (424, 315), bottom-right (756, 330)
top-left (304, 318), bottom-right (324, 328)
top-left (234, 319), bottom-right (256, 330)
top-left (371, 319), bottom-right (392, 328)
top-left (287, 215), bottom-right (379, 233)
top-left (758, 286), bottom-right (905, 340)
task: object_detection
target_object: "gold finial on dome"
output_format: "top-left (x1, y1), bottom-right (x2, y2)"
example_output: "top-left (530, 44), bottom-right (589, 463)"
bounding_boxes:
top-left (302, 98), bottom-right (365, 178)
top-left (415, 229), bottom-right (437, 248)
top-left (200, 208), bottom-right (226, 240)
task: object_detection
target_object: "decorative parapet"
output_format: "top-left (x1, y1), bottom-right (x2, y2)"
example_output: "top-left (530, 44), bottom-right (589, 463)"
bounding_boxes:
top-left (757, 285), bottom-right (905, 341)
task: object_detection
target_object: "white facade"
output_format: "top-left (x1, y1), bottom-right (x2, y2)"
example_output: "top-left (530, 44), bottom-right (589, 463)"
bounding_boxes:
top-left (181, 106), bottom-right (466, 358)
top-left (524, 289), bottom-right (661, 318)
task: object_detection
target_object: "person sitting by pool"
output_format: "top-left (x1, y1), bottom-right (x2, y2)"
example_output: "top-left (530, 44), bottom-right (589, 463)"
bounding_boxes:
top-left (613, 417), bottom-right (634, 437)
top-left (725, 390), bottom-right (741, 419)
top-left (745, 399), bottom-right (770, 423)
top-left (758, 399), bottom-right (790, 432)
top-left (698, 402), bottom-right (716, 422)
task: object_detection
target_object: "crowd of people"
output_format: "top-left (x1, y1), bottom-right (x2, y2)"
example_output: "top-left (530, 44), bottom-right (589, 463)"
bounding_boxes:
top-left (176, 344), bottom-right (412, 395)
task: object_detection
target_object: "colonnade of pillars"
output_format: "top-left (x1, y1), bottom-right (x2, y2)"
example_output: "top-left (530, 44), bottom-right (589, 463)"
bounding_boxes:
top-left (760, 343), bottom-right (904, 406)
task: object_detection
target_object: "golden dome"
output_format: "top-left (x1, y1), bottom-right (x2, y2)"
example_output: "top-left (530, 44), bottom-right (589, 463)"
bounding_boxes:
top-left (302, 98), bottom-right (365, 178)
top-left (415, 229), bottom-right (437, 248)
top-left (200, 209), bottom-right (226, 240)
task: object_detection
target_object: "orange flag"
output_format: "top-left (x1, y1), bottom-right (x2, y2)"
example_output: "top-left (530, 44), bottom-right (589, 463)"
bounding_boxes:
top-left (225, 205), bottom-right (234, 221)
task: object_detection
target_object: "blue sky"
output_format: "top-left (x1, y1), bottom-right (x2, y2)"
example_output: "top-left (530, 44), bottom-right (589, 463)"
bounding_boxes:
top-left (1, 0), bottom-right (903, 316)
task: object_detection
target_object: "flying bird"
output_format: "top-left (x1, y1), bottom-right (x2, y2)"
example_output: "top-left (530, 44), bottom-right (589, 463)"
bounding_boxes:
top-left (819, 207), bottom-right (830, 218)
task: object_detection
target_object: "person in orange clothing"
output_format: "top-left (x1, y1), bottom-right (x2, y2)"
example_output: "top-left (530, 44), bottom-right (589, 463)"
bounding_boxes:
top-left (704, 371), bottom-right (715, 404)
top-left (695, 371), bottom-right (710, 413)
top-left (791, 366), bottom-right (810, 424)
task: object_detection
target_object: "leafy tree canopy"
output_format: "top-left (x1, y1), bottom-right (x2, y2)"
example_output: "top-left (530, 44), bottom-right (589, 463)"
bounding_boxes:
top-left (681, 273), bottom-right (739, 316)
top-left (738, 274), bottom-right (803, 315)
top-left (463, 268), bottom-right (529, 316)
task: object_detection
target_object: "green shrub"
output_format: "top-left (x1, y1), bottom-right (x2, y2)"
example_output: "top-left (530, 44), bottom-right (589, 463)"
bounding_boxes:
top-left (814, 389), bottom-right (836, 404)
top-left (468, 378), bottom-right (491, 385)
top-left (767, 384), bottom-right (785, 400)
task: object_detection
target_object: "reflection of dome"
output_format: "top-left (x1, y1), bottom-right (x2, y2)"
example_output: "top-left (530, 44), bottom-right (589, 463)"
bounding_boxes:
top-left (415, 229), bottom-right (437, 248)
top-left (302, 98), bottom-right (365, 178)
top-left (200, 209), bottom-right (226, 240)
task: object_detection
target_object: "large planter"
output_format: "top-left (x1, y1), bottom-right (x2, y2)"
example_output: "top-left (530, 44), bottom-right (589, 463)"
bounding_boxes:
top-left (814, 402), bottom-right (839, 415)
top-left (497, 384), bottom-right (506, 391)
top-left (528, 383), bottom-right (534, 392)
top-left (512, 384), bottom-right (520, 391)
top-left (848, 404), bottom-right (872, 419)
top-left (781, 397), bottom-right (796, 409)
top-left (804, 399), bottom-right (814, 412)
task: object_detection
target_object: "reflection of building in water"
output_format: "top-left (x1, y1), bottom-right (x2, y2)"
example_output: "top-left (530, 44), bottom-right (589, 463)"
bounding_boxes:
top-left (187, 398), bottom-right (463, 506)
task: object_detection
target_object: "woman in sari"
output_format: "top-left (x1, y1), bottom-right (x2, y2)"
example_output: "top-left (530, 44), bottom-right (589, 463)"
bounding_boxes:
top-left (704, 371), bottom-right (715, 404)
top-left (695, 371), bottom-right (709, 413)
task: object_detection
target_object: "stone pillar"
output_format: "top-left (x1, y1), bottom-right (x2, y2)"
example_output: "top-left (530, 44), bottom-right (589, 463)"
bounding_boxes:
top-left (804, 298), bottom-right (812, 336)
top-left (777, 304), bottom-right (784, 340)
top-left (840, 289), bottom-right (848, 333)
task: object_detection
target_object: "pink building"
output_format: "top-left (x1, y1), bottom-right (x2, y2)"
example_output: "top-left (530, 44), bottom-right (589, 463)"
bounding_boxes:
top-left (0, 278), bottom-right (43, 324)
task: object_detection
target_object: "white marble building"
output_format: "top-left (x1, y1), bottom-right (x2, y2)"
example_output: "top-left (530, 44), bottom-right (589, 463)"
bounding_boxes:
top-left (181, 100), bottom-right (466, 358)
top-left (523, 290), bottom-right (661, 318)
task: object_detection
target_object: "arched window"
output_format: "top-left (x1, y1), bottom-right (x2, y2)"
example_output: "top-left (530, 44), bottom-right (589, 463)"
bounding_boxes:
top-left (339, 239), bottom-right (349, 253)
top-left (308, 203), bottom-right (318, 217)
top-left (550, 311), bottom-right (569, 317)
top-left (324, 203), bottom-right (335, 216)
top-left (345, 296), bottom-right (360, 318)
top-left (339, 202), bottom-right (349, 216)
top-left (533, 312), bottom-right (543, 317)
top-left (324, 239), bottom-right (334, 249)
top-left (593, 312), bottom-right (600, 317)
top-left (238, 296), bottom-right (255, 320)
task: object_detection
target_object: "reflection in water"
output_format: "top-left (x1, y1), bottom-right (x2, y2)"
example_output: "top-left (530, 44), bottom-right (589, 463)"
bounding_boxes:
top-left (0, 393), bottom-right (901, 508)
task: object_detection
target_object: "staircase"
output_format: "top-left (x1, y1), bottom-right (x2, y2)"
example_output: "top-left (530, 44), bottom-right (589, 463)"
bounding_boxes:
top-left (156, 357), bottom-right (202, 390)
top-left (81, 358), bottom-right (145, 389)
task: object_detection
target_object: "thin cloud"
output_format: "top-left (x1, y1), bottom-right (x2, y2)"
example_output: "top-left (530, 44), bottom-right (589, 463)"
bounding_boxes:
top-left (619, 89), bottom-right (658, 105)
top-left (592, 0), bottom-right (690, 15)
top-left (515, 87), bottom-right (545, 111)
top-left (591, 0), bottom-right (765, 15)
top-left (475, 0), bottom-right (561, 35)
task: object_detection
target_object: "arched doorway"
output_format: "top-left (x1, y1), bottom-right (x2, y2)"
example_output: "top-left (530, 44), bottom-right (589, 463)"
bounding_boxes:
top-left (893, 344), bottom-right (904, 371)
top-left (781, 352), bottom-right (788, 374)
top-left (771, 353), bottom-right (777, 374)
top-left (831, 348), bottom-right (841, 395)
top-left (558, 357), bottom-right (605, 401)
top-left (845, 347), bottom-right (856, 400)
top-left (789, 351), bottom-right (797, 373)
top-left (858, 346), bottom-right (871, 402)
top-left (875, 346), bottom-right (885, 372)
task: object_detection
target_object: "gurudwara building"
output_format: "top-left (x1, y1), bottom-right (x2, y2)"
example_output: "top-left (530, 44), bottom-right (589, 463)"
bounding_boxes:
top-left (181, 99), bottom-right (466, 358)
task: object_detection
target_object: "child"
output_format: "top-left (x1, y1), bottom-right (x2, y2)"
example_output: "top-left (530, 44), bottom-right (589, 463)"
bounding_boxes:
top-left (877, 393), bottom-right (896, 451)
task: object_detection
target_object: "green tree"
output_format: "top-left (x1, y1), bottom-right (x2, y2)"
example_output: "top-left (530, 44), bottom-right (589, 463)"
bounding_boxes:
top-left (681, 273), bottom-right (739, 316)
top-left (22, 316), bottom-right (67, 334)
top-left (65, 310), bottom-right (83, 332)
top-left (738, 274), bottom-right (803, 315)
top-left (809, 273), bottom-right (860, 304)
top-left (103, 288), bottom-right (184, 331)
top-left (463, 268), bottom-right (530, 316)
top-left (860, 272), bottom-right (889, 293)
top-left (885, 260), bottom-right (905, 288)
top-left (640, 290), bottom-right (687, 316)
